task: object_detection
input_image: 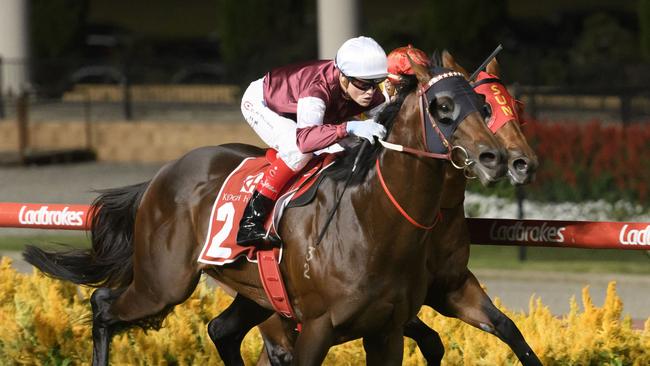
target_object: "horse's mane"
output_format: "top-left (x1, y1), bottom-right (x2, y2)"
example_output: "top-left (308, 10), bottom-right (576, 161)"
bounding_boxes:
top-left (430, 50), bottom-right (443, 68)
top-left (325, 75), bottom-right (418, 184)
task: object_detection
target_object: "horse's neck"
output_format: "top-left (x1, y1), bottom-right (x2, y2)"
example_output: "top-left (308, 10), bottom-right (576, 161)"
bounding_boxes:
top-left (427, 168), bottom-right (470, 271)
top-left (440, 167), bottom-right (467, 209)
top-left (362, 149), bottom-right (446, 234)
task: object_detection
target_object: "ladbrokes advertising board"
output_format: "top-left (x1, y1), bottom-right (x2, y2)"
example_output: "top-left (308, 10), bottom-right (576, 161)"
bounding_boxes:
top-left (0, 203), bottom-right (91, 230)
top-left (467, 218), bottom-right (650, 250)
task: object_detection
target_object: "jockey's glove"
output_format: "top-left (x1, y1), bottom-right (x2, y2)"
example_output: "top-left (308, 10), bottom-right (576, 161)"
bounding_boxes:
top-left (346, 119), bottom-right (387, 144)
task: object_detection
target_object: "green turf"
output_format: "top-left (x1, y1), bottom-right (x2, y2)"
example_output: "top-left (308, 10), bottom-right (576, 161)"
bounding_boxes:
top-left (469, 245), bottom-right (650, 274)
top-left (1, 236), bottom-right (648, 274)
top-left (0, 235), bottom-right (91, 252)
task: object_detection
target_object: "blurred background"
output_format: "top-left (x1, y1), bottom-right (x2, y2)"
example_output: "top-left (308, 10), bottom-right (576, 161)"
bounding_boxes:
top-left (1, 0), bottom-right (648, 113)
top-left (3, 0), bottom-right (649, 92)
top-left (0, 0), bottom-right (648, 215)
top-left (0, 1), bottom-right (648, 209)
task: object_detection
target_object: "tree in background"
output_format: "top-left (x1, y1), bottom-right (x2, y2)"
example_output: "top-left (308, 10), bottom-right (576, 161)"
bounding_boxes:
top-left (31, 0), bottom-right (89, 59)
top-left (418, 0), bottom-right (508, 65)
top-left (30, 0), bottom-right (89, 93)
top-left (641, 0), bottom-right (650, 61)
top-left (569, 12), bottom-right (637, 87)
top-left (216, 0), bottom-right (317, 84)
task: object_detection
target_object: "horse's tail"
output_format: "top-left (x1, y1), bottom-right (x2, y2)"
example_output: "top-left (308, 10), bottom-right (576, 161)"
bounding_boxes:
top-left (23, 181), bottom-right (149, 288)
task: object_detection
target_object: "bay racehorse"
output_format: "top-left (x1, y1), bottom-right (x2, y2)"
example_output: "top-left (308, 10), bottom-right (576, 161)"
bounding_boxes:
top-left (399, 51), bottom-right (542, 365)
top-left (255, 51), bottom-right (542, 366)
top-left (23, 62), bottom-right (506, 365)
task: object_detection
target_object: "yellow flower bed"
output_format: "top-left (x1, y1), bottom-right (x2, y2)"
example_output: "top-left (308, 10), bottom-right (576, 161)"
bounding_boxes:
top-left (1, 257), bottom-right (648, 365)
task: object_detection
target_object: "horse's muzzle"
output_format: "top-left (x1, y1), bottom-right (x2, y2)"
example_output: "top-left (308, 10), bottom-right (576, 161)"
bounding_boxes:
top-left (507, 150), bottom-right (538, 185)
top-left (471, 144), bottom-right (508, 185)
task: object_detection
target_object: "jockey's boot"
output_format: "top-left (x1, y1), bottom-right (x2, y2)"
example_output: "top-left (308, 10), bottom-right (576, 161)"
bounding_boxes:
top-left (237, 157), bottom-right (296, 249)
top-left (237, 190), bottom-right (281, 248)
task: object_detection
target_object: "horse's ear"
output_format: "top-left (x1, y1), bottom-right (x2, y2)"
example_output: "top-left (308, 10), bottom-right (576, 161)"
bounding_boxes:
top-left (408, 55), bottom-right (431, 85)
top-left (441, 50), bottom-right (470, 79)
top-left (486, 57), bottom-right (501, 77)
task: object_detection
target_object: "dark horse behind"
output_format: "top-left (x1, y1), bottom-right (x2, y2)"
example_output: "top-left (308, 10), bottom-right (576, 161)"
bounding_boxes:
top-left (24, 62), bottom-right (507, 365)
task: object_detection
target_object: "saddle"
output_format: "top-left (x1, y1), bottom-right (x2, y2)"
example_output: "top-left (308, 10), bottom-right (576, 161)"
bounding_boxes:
top-left (198, 149), bottom-right (336, 264)
top-left (197, 148), bottom-right (338, 319)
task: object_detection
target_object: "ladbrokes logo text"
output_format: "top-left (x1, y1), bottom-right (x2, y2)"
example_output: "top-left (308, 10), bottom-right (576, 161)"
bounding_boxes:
top-left (489, 221), bottom-right (566, 243)
top-left (18, 206), bottom-right (85, 226)
top-left (619, 224), bottom-right (650, 246)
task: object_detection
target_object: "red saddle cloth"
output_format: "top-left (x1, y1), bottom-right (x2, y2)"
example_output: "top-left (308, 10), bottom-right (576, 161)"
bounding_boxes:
top-left (198, 150), bottom-right (335, 265)
top-left (198, 150), bottom-right (335, 320)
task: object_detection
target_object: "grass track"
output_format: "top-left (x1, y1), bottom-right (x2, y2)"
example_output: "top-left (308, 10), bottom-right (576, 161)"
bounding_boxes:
top-left (1, 235), bottom-right (648, 274)
top-left (0, 235), bottom-right (90, 251)
top-left (469, 245), bottom-right (650, 274)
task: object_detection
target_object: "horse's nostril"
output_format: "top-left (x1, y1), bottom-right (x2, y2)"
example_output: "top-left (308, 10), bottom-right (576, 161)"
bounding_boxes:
top-left (512, 158), bottom-right (529, 173)
top-left (479, 150), bottom-right (499, 168)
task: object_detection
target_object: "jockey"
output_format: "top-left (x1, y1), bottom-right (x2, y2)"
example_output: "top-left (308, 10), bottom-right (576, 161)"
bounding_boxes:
top-left (384, 44), bottom-right (431, 100)
top-left (238, 36), bottom-right (389, 248)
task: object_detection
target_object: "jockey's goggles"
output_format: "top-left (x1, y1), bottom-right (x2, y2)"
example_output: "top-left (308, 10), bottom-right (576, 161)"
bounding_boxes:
top-left (345, 75), bottom-right (385, 91)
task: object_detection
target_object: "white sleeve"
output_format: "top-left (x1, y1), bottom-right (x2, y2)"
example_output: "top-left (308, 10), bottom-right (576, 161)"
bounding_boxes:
top-left (297, 97), bottom-right (326, 128)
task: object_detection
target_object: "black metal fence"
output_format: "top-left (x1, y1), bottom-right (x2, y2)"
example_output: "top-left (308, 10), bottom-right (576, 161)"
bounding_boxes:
top-left (514, 85), bottom-right (650, 124)
top-left (0, 57), bottom-right (237, 122)
top-left (2, 57), bottom-right (650, 124)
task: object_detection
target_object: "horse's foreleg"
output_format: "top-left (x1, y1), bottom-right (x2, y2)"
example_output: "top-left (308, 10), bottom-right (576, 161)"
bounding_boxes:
top-left (402, 317), bottom-right (444, 365)
top-left (437, 272), bottom-right (543, 366)
top-left (291, 314), bottom-right (333, 366)
top-left (207, 294), bottom-right (274, 366)
top-left (363, 328), bottom-right (405, 366)
top-left (256, 314), bottom-right (298, 366)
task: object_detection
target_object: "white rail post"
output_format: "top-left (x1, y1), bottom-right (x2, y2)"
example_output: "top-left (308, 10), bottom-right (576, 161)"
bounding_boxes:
top-left (317, 0), bottom-right (360, 59)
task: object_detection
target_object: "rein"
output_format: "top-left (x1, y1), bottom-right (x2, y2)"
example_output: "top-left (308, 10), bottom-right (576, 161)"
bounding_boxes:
top-left (377, 71), bottom-right (473, 170)
top-left (371, 70), bottom-right (471, 230)
top-left (378, 140), bottom-right (471, 170)
top-left (316, 70), bottom-right (470, 242)
top-left (375, 158), bottom-right (441, 230)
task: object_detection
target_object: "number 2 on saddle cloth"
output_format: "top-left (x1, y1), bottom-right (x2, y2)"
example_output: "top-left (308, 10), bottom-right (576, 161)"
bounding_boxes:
top-left (197, 149), bottom-right (337, 319)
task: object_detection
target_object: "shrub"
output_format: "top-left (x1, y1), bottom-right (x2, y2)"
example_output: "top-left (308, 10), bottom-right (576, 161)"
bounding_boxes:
top-left (1, 257), bottom-right (648, 365)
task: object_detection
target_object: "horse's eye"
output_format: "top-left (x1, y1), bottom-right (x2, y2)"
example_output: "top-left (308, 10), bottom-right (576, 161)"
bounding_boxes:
top-left (482, 103), bottom-right (492, 120)
top-left (429, 96), bottom-right (455, 124)
top-left (437, 99), bottom-right (454, 114)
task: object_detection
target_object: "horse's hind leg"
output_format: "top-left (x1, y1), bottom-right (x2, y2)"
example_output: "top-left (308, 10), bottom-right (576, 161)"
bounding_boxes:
top-left (403, 317), bottom-right (444, 365)
top-left (90, 272), bottom-right (201, 365)
top-left (90, 287), bottom-right (123, 366)
top-left (91, 283), bottom-right (194, 365)
top-left (90, 224), bottom-right (203, 364)
top-left (207, 294), bottom-right (274, 366)
top-left (435, 272), bottom-right (543, 366)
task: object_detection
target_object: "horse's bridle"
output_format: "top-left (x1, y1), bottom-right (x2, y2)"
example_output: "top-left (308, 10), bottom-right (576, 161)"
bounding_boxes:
top-left (378, 70), bottom-right (480, 172)
top-left (374, 70), bottom-right (526, 229)
top-left (471, 71), bottom-right (524, 133)
top-left (374, 70), bottom-right (484, 229)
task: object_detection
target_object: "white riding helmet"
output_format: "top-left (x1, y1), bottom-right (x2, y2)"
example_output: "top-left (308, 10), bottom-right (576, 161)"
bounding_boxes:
top-left (335, 36), bottom-right (388, 80)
